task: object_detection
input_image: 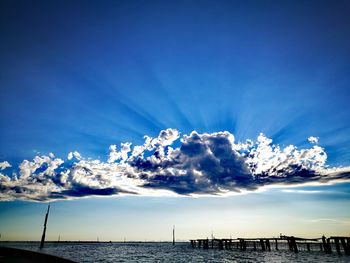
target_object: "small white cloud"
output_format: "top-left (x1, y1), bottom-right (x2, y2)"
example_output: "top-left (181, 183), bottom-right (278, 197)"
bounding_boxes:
top-left (67, 151), bottom-right (82, 161)
top-left (307, 218), bottom-right (350, 225)
top-left (308, 136), bottom-right (319, 144)
top-left (0, 161), bottom-right (11, 170)
top-left (281, 189), bottom-right (323, 194)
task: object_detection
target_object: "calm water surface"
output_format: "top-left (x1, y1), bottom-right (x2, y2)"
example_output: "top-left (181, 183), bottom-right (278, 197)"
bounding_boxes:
top-left (2, 242), bottom-right (349, 262)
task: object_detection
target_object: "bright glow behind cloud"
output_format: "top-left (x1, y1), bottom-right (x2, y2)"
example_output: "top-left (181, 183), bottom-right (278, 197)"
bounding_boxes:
top-left (0, 129), bottom-right (349, 201)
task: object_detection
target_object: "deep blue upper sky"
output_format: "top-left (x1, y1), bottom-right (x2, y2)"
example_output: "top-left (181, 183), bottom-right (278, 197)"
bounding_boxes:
top-left (1, 0), bottom-right (350, 168)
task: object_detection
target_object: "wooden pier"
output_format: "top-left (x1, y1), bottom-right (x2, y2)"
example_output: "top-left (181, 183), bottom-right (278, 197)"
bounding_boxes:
top-left (190, 234), bottom-right (350, 255)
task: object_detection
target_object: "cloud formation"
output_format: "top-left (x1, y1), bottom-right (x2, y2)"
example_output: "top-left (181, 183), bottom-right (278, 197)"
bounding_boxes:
top-left (1, 129), bottom-right (349, 201)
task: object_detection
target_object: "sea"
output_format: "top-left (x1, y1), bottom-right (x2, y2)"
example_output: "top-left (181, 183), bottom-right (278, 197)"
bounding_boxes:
top-left (2, 242), bottom-right (349, 262)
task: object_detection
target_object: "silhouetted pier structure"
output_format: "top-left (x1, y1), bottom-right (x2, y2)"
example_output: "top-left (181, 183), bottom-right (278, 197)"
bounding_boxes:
top-left (190, 234), bottom-right (350, 255)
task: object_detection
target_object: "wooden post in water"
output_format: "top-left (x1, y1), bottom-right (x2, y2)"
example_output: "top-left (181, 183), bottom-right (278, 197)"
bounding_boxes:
top-left (265, 239), bottom-right (271, 251)
top-left (275, 238), bottom-right (278, 250)
top-left (341, 238), bottom-right (349, 255)
top-left (326, 238), bottom-right (332, 253)
top-left (203, 239), bottom-right (208, 249)
top-left (322, 236), bottom-right (328, 253)
top-left (172, 225), bottom-right (175, 246)
top-left (290, 237), bottom-right (298, 253)
top-left (190, 240), bottom-right (195, 248)
top-left (322, 236), bottom-right (332, 254)
top-left (218, 239), bottom-right (224, 250)
top-left (334, 238), bottom-right (341, 255)
top-left (239, 239), bottom-right (246, 251)
top-left (39, 205), bottom-right (50, 249)
top-left (287, 239), bottom-right (292, 251)
top-left (307, 243), bottom-right (310, 252)
top-left (260, 239), bottom-right (265, 251)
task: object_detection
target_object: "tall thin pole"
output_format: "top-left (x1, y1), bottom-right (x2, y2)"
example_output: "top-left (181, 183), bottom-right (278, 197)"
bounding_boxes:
top-left (172, 225), bottom-right (175, 246)
top-left (39, 205), bottom-right (50, 249)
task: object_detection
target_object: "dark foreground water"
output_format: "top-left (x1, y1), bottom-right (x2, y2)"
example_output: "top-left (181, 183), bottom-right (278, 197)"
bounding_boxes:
top-left (2, 242), bottom-right (349, 263)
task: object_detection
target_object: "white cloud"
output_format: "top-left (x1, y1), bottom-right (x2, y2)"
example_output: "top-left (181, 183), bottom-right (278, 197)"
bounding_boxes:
top-left (281, 189), bottom-right (323, 194)
top-left (308, 136), bottom-right (319, 144)
top-left (108, 142), bottom-right (132, 163)
top-left (0, 161), bottom-right (11, 170)
top-left (307, 218), bottom-right (350, 225)
top-left (0, 129), bottom-right (349, 201)
top-left (67, 151), bottom-right (82, 161)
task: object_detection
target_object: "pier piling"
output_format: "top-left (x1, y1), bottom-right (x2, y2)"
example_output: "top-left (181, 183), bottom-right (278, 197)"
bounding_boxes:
top-left (327, 238), bottom-right (332, 253)
top-left (260, 239), bottom-right (265, 251)
top-left (218, 239), bottom-right (224, 250)
top-left (275, 239), bottom-right (278, 250)
top-left (290, 237), bottom-right (298, 253)
top-left (341, 238), bottom-right (349, 255)
top-left (203, 239), bottom-right (209, 249)
top-left (322, 236), bottom-right (329, 253)
top-left (265, 239), bottom-right (271, 251)
top-left (335, 238), bottom-right (341, 255)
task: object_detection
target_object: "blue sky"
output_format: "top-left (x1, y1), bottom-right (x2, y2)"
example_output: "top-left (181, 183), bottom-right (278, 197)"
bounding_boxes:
top-left (1, 0), bottom-right (350, 240)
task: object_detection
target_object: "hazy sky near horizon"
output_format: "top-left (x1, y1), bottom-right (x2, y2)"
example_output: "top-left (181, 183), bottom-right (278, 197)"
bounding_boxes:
top-left (1, 0), bottom-right (350, 240)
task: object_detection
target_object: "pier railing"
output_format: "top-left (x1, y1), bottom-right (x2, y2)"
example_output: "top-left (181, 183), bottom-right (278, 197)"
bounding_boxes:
top-left (190, 235), bottom-right (350, 255)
